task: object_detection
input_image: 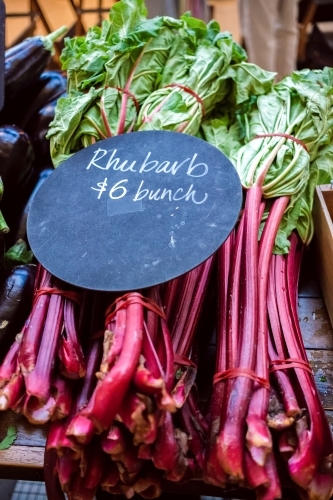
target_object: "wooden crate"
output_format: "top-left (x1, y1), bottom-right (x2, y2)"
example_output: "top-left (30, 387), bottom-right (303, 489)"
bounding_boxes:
top-left (313, 184), bottom-right (333, 327)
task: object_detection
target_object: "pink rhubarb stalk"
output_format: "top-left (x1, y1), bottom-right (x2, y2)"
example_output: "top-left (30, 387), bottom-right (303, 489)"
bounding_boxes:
top-left (66, 337), bottom-right (103, 445)
top-left (217, 183), bottom-right (262, 480)
top-left (79, 292), bottom-right (144, 433)
top-left (246, 196), bottom-right (290, 466)
top-left (274, 247), bottom-right (326, 488)
top-left (0, 337), bottom-right (24, 410)
top-left (204, 232), bottom-right (234, 487)
top-left (23, 291), bottom-right (64, 423)
top-left (58, 297), bottom-right (86, 379)
top-left (18, 270), bottom-right (52, 374)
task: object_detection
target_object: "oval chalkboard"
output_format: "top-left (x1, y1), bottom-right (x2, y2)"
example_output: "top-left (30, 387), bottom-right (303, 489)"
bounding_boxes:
top-left (27, 131), bottom-right (242, 291)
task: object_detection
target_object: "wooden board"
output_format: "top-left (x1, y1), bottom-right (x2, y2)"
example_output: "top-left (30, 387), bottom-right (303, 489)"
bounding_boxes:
top-left (298, 297), bottom-right (333, 350)
top-left (0, 411), bottom-right (48, 447)
top-left (313, 186), bottom-right (333, 328)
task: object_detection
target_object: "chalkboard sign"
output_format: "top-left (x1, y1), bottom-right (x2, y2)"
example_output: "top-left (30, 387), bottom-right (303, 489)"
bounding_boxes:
top-left (27, 131), bottom-right (242, 291)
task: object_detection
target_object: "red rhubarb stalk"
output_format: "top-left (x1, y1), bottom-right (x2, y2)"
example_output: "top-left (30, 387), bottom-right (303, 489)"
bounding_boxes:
top-left (56, 456), bottom-right (79, 493)
top-left (80, 293), bottom-right (144, 433)
top-left (255, 452), bottom-right (282, 500)
top-left (217, 183), bottom-right (262, 480)
top-left (44, 440), bottom-right (66, 500)
top-left (102, 423), bottom-right (127, 455)
top-left (179, 400), bottom-right (205, 470)
top-left (172, 256), bottom-right (214, 356)
top-left (151, 411), bottom-right (188, 482)
top-left (58, 297), bottom-right (86, 379)
top-left (246, 196), bottom-right (290, 466)
top-left (118, 391), bottom-right (158, 445)
top-left (82, 436), bottom-right (106, 489)
top-left (244, 450), bottom-right (269, 488)
top-left (18, 270), bottom-right (52, 374)
top-left (227, 218), bottom-right (244, 370)
top-left (51, 375), bottom-right (73, 421)
top-left (162, 274), bottom-right (185, 326)
top-left (274, 250), bottom-right (324, 488)
top-left (116, 40), bottom-right (152, 135)
top-left (66, 337), bottom-right (103, 445)
top-left (100, 298), bottom-right (126, 373)
top-left (204, 232), bottom-right (234, 487)
top-left (159, 317), bottom-right (174, 392)
top-left (23, 291), bottom-right (64, 422)
top-left (0, 337), bottom-right (25, 410)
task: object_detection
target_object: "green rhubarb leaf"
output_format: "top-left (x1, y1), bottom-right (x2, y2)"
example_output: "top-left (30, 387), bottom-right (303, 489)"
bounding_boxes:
top-left (225, 63), bottom-right (275, 106)
top-left (0, 426), bottom-right (17, 450)
top-left (108, 0), bottom-right (148, 41)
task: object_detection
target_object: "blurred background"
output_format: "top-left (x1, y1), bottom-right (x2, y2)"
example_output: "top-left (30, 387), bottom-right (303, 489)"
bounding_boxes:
top-left (4, 0), bottom-right (333, 71)
top-left (4, 0), bottom-right (240, 49)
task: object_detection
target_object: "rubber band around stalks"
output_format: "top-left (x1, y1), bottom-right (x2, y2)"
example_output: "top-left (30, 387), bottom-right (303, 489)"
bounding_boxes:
top-left (165, 83), bottom-right (205, 116)
top-left (213, 367), bottom-right (270, 389)
top-left (269, 357), bottom-right (313, 374)
top-left (104, 292), bottom-right (166, 327)
top-left (251, 132), bottom-right (308, 152)
top-left (34, 287), bottom-right (82, 305)
top-left (97, 294), bottom-right (198, 370)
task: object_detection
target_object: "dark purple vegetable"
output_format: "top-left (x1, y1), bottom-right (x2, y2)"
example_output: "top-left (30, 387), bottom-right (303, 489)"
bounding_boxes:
top-left (0, 125), bottom-right (34, 196)
top-left (4, 27), bottom-right (67, 103)
top-left (0, 71), bottom-right (67, 129)
top-left (0, 264), bottom-right (36, 358)
top-left (0, 125), bottom-right (35, 237)
top-left (26, 95), bottom-right (66, 168)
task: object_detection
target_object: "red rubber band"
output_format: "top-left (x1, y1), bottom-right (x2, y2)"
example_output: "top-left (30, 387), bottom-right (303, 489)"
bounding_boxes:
top-left (174, 353), bottom-right (197, 369)
top-left (269, 358), bottom-right (312, 374)
top-left (104, 86), bottom-right (139, 111)
top-left (35, 287), bottom-right (81, 305)
top-left (213, 367), bottom-right (270, 389)
top-left (105, 293), bottom-right (166, 327)
top-left (165, 83), bottom-right (205, 116)
top-left (251, 133), bottom-right (308, 152)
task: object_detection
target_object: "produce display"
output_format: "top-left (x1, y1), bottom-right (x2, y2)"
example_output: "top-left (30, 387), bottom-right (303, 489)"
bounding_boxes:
top-left (0, 1), bottom-right (333, 500)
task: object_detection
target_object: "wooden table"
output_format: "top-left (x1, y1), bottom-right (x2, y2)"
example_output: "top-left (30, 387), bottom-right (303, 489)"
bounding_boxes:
top-left (0, 248), bottom-right (332, 499)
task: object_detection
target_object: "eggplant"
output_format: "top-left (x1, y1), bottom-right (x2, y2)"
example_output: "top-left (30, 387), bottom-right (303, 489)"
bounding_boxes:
top-left (0, 125), bottom-right (34, 195)
top-left (4, 27), bottom-right (67, 103)
top-left (0, 70), bottom-right (67, 129)
top-left (0, 264), bottom-right (36, 358)
top-left (11, 168), bottom-right (54, 244)
top-left (0, 125), bottom-right (34, 199)
top-left (26, 94), bottom-right (66, 167)
top-left (0, 126), bottom-right (35, 239)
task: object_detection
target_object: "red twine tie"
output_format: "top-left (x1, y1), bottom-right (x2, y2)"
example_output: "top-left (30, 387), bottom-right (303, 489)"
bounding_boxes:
top-left (165, 83), bottom-right (205, 116)
top-left (34, 287), bottom-right (81, 305)
top-left (269, 358), bottom-right (312, 374)
top-left (213, 367), bottom-right (270, 389)
top-left (251, 132), bottom-right (308, 152)
top-left (104, 86), bottom-right (139, 111)
top-left (104, 292), bottom-right (166, 328)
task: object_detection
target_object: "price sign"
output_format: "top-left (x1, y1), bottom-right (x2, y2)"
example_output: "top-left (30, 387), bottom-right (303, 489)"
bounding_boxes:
top-left (27, 131), bottom-right (242, 291)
